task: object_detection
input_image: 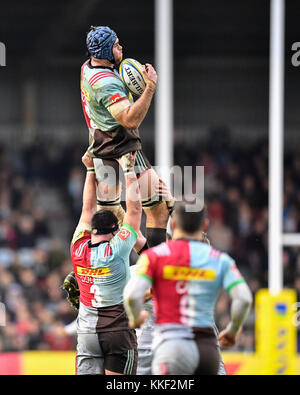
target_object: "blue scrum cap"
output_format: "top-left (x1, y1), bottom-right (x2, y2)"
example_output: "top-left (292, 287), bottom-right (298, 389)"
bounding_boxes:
top-left (86, 26), bottom-right (117, 63)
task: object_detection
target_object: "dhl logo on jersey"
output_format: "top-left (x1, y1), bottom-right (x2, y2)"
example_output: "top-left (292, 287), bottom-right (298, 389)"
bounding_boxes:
top-left (163, 266), bottom-right (216, 281)
top-left (76, 267), bottom-right (111, 277)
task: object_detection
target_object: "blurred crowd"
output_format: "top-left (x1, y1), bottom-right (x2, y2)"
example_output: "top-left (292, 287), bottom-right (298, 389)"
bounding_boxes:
top-left (0, 141), bottom-right (80, 352)
top-left (0, 129), bottom-right (299, 353)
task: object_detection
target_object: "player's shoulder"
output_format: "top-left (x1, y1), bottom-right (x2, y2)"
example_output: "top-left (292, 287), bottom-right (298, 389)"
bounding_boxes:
top-left (216, 250), bottom-right (236, 273)
top-left (144, 242), bottom-right (171, 261)
top-left (110, 224), bottom-right (138, 249)
top-left (118, 224), bottom-right (138, 240)
top-left (71, 228), bottom-right (91, 246)
top-left (89, 69), bottom-right (122, 88)
top-left (70, 231), bottom-right (90, 262)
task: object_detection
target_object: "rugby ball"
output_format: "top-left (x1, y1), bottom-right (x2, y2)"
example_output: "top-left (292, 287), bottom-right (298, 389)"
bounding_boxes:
top-left (119, 58), bottom-right (146, 97)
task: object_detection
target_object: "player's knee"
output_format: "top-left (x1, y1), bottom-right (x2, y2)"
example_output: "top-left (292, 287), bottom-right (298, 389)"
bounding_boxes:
top-left (144, 202), bottom-right (169, 228)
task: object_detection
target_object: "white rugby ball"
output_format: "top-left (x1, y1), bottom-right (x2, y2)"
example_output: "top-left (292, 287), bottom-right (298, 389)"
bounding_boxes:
top-left (119, 58), bottom-right (146, 97)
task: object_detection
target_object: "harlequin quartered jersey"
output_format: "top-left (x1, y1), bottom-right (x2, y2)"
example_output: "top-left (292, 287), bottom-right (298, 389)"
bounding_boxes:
top-left (70, 224), bottom-right (137, 333)
top-left (80, 60), bottom-right (134, 132)
top-left (136, 239), bottom-right (245, 328)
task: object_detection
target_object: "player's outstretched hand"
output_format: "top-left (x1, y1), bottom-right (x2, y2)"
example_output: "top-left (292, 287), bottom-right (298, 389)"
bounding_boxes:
top-left (61, 271), bottom-right (80, 310)
top-left (156, 178), bottom-right (173, 202)
top-left (129, 310), bottom-right (150, 329)
top-left (116, 152), bottom-right (137, 172)
top-left (218, 329), bottom-right (237, 349)
top-left (156, 178), bottom-right (175, 216)
top-left (82, 151), bottom-right (94, 169)
top-left (142, 64), bottom-right (157, 91)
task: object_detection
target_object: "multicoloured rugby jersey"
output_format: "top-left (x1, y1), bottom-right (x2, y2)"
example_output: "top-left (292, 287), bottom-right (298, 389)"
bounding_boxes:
top-left (80, 60), bottom-right (142, 159)
top-left (136, 239), bottom-right (245, 328)
top-left (70, 222), bottom-right (137, 333)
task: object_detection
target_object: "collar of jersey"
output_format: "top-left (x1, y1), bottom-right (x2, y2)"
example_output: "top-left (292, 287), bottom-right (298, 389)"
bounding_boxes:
top-left (175, 237), bottom-right (202, 243)
top-left (88, 240), bottom-right (109, 248)
top-left (87, 60), bottom-right (115, 71)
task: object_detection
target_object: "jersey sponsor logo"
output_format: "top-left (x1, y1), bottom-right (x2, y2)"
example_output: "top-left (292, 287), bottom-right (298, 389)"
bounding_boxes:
top-left (136, 254), bottom-right (150, 275)
top-left (76, 266), bottom-right (111, 277)
top-left (163, 265), bottom-right (216, 281)
top-left (118, 228), bottom-right (131, 241)
top-left (109, 93), bottom-right (122, 104)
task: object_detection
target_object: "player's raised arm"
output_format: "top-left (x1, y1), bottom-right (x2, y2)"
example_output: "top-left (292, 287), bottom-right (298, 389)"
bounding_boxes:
top-left (76, 152), bottom-right (97, 228)
top-left (116, 152), bottom-right (142, 234)
top-left (112, 64), bottom-right (157, 130)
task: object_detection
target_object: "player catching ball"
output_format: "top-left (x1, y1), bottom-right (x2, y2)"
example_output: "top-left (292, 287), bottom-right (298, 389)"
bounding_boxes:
top-left (80, 25), bottom-right (169, 251)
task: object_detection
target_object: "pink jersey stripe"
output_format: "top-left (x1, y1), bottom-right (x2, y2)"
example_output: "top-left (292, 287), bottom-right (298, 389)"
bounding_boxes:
top-left (104, 244), bottom-right (112, 257)
top-left (81, 60), bottom-right (90, 79)
top-left (89, 71), bottom-right (116, 84)
top-left (89, 72), bottom-right (111, 84)
top-left (90, 74), bottom-right (119, 86)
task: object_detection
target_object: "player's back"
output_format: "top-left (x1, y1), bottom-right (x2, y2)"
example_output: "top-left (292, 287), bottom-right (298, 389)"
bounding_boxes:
top-left (71, 224), bottom-right (138, 334)
top-left (139, 239), bottom-right (244, 329)
top-left (80, 60), bottom-right (141, 159)
top-left (80, 60), bottom-right (124, 131)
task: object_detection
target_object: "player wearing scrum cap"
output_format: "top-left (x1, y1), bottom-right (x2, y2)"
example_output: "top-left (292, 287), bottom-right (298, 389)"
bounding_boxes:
top-left (81, 25), bottom-right (170, 252)
top-left (124, 200), bottom-right (252, 375)
top-left (71, 151), bottom-right (145, 375)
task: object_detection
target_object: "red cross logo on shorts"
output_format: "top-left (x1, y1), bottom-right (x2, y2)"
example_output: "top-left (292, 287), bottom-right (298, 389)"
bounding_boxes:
top-left (159, 363), bottom-right (170, 375)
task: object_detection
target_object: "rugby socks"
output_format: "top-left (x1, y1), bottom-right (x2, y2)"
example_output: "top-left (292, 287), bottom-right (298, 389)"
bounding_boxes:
top-left (146, 227), bottom-right (166, 247)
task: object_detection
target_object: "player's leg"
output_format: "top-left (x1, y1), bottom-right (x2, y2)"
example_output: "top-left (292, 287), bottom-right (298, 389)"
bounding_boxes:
top-left (137, 348), bottom-right (153, 375)
top-left (76, 333), bottom-right (104, 375)
top-left (193, 328), bottom-right (220, 375)
top-left (152, 338), bottom-right (199, 375)
top-left (100, 330), bottom-right (138, 375)
top-left (213, 324), bottom-right (227, 375)
top-left (94, 158), bottom-right (125, 227)
top-left (94, 155), bottom-right (153, 254)
top-left (136, 310), bottom-right (154, 375)
top-left (135, 151), bottom-right (170, 247)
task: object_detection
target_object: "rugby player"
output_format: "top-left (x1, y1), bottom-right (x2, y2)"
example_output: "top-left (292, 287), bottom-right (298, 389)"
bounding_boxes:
top-left (129, 264), bottom-right (154, 375)
top-left (130, 232), bottom-right (227, 376)
top-left (80, 25), bottom-right (170, 250)
top-left (71, 151), bottom-right (145, 375)
top-left (123, 200), bottom-right (252, 375)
